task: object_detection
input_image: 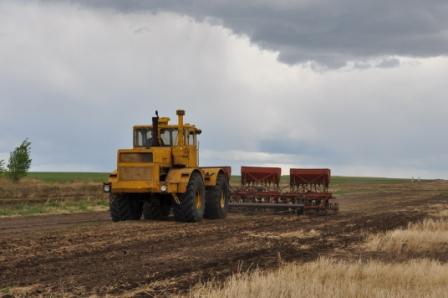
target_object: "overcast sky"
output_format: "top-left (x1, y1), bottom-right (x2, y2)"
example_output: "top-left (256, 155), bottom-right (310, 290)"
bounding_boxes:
top-left (1, 0), bottom-right (447, 178)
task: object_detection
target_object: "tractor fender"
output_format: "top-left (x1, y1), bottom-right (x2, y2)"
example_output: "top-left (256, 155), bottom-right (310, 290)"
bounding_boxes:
top-left (166, 168), bottom-right (203, 194)
top-left (200, 167), bottom-right (230, 188)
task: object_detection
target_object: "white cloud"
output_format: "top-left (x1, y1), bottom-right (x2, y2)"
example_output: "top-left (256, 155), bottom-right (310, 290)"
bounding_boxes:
top-left (0, 2), bottom-right (447, 178)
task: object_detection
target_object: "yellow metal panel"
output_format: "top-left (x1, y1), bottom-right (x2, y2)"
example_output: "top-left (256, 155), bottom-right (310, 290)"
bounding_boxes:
top-left (119, 166), bottom-right (152, 181)
top-left (151, 147), bottom-right (172, 166)
top-left (166, 168), bottom-right (200, 193)
top-left (172, 146), bottom-right (189, 167)
top-left (201, 168), bottom-right (224, 187)
top-left (112, 181), bottom-right (154, 193)
top-left (119, 152), bottom-right (152, 163)
top-left (114, 162), bottom-right (159, 190)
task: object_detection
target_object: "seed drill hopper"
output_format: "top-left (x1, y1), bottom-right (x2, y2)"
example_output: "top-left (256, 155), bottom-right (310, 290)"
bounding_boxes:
top-left (230, 166), bottom-right (338, 214)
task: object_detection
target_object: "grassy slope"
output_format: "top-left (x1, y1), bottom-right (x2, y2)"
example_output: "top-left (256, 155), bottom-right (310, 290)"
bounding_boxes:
top-left (0, 174), bottom-right (108, 217)
top-left (28, 172), bottom-right (411, 184)
top-left (0, 199), bottom-right (109, 217)
top-left (1, 172), bottom-right (413, 218)
top-left (28, 172), bottom-right (109, 183)
top-left (331, 176), bottom-right (410, 184)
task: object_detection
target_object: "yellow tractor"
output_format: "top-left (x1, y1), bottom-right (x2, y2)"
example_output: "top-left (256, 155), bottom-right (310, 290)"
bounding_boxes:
top-left (103, 110), bottom-right (230, 222)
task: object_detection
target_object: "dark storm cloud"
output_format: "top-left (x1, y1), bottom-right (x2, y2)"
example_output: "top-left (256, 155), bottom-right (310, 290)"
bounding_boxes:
top-left (49, 0), bottom-right (448, 67)
top-left (2, 1), bottom-right (448, 178)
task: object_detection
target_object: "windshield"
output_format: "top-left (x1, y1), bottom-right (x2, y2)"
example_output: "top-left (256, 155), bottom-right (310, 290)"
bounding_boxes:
top-left (134, 128), bottom-right (178, 147)
top-left (134, 129), bottom-right (153, 147)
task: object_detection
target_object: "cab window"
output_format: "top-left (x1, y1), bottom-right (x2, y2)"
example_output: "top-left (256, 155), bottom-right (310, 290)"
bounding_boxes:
top-left (134, 129), bottom-right (152, 147)
top-left (188, 131), bottom-right (195, 145)
top-left (160, 128), bottom-right (179, 146)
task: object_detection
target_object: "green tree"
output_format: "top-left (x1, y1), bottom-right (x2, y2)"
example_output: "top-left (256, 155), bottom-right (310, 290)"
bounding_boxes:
top-left (7, 139), bottom-right (32, 181)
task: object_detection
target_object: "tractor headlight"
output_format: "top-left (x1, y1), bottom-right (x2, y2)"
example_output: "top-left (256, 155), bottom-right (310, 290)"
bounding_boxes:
top-left (160, 184), bottom-right (168, 192)
top-left (103, 183), bottom-right (111, 193)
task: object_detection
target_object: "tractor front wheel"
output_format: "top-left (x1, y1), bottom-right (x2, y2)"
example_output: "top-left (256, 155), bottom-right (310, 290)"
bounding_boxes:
top-left (110, 194), bottom-right (142, 222)
top-left (173, 172), bottom-right (205, 222)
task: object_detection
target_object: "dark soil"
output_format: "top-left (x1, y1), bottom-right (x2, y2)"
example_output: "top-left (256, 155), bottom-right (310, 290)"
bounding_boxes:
top-left (0, 181), bottom-right (447, 297)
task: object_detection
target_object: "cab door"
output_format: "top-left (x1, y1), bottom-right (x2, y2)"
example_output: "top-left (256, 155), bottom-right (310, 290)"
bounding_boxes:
top-left (186, 129), bottom-right (198, 167)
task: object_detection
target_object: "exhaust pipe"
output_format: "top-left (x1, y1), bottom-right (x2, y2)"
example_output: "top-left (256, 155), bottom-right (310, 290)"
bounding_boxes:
top-left (151, 112), bottom-right (160, 146)
top-left (176, 109), bottom-right (185, 147)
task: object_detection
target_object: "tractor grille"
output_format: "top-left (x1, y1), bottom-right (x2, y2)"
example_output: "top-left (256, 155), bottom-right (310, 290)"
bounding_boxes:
top-left (119, 167), bottom-right (152, 181)
top-left (119, 152), bottom-right (153, 163)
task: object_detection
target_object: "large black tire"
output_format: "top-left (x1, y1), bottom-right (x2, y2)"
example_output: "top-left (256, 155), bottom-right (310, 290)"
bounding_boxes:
top-left (129, 198), bottom-right (143, 220)
top-left (110, 194), bottom-right (131, 222)
top-left (204, 173), bottom-right (229, 219)
top-left (143, 195), bottom-right (171, 220)
top-left (110, 194), bottom-right (142, 222)
top-left (173, 172), bottom-right (205, 222)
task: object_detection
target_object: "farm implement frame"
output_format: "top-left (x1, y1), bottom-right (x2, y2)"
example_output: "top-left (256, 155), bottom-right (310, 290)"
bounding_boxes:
top-left (229, 166), bottom-right (338, 214)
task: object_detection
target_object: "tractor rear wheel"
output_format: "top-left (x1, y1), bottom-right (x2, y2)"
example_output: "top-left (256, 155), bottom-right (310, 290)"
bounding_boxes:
top-left (110, 194), bottom-right (142, 221)
top-left (204, 173), bottom-right (229, 219)
top-left (173, 172), bottom-right (205, 222)
top-left (143, 195), bottom-right (171, 220)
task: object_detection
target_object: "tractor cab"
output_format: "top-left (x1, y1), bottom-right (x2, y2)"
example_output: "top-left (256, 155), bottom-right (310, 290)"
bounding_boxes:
top-left (132, 111), bottom-right (201, 169)
top-left (133, 123), bottom-right (200, 149)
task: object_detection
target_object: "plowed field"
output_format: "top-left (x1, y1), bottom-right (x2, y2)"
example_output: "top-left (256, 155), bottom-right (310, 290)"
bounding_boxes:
top-left (1, 180), bottom-right (447, 297)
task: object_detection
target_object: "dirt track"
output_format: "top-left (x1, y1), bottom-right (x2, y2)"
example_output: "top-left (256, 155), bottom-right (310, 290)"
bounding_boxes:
top-left (0, 181), bottom-right (447, 297)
